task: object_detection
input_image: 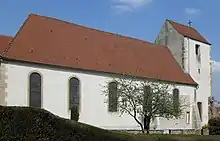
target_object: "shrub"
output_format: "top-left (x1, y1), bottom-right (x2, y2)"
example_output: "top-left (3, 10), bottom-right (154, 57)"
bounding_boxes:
top-left (70, 106), bottom-right (79, 121)
top-left (0, 106), bottom-right (129, 141)
top-left (202, 124), bottom-right (209, 129)
top-left (1, 106), bottom-right (220, 141)
top-left (209, 117), bottom-right (220, 135)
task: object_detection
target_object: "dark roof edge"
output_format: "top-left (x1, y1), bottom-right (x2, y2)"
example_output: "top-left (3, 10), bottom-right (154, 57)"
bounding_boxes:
top-left (2, 57), bottom-right (198, 87)
top-left (184, 36), bottom-right (212, 45)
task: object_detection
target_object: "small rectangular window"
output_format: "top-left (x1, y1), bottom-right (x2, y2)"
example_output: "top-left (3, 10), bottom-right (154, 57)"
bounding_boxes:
top-left (186, 112), bottom-right (190, 124)
top-left (195, 44), bottom-right (200, 55)
top-left (197, 102), bottom-right (202, 121)
top-left (195, 44), bottom-right (201, 63)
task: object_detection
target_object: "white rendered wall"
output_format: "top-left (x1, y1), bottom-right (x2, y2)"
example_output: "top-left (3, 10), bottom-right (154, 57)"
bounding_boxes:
top-left (4, 61), bottom-right (195, 130)
top-left (184, 37), bottom-right (211, 126)
top-left (158, 85), bottom-right (195, 130)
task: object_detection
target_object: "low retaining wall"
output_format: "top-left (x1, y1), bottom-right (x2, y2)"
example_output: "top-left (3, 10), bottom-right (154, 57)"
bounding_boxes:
top-left (114, 129), bottom-right (209, 135)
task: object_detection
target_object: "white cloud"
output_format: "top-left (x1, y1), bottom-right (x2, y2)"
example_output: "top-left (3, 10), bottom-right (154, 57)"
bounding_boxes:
top-left (112, 0), bottom-right (152, 13)
top-left (212, 60), bottom-right (220, 72)
top-left (185, 8), bottom-right (201, 15)
top-left (114, 5), bottom-right (133, 13)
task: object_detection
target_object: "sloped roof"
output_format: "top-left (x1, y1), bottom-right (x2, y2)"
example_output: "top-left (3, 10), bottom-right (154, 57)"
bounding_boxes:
top-left (167, 20), bottom-right (211, 45)
top-left (3, 14), bottom-right (197, 86)
top-left (0, 35), bottom-right (13, 53)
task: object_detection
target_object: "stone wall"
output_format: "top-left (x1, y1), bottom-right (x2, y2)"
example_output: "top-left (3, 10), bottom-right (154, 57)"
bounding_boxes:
top-left (115, 129), bottom-right (209, 135)
top-left (0, 62), bottom-right (7, 105)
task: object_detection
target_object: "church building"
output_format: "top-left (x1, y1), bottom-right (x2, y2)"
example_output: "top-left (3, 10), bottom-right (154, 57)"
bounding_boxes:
top-left (0, 14), bottom-right (211, 131)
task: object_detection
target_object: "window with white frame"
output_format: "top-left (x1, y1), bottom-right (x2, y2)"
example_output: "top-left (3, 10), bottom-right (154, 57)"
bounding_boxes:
top-left (186, 111), bottom-right (190, 124)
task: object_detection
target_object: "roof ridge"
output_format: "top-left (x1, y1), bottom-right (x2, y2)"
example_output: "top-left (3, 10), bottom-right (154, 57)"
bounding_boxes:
top-left (29, 13), bottom-right (163, 48)
top-left (166, 19), bottom-right (197, 30)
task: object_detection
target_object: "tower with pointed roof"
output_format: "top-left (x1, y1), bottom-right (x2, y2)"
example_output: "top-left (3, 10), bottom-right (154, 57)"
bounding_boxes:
top-left (155, 19), bottom-right (212, 128)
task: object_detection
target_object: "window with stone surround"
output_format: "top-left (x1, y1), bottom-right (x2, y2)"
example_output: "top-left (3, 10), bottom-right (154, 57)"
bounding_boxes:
top-left (29, 72), bottom-right (42, 108)
top-left (108, 81), bottom-right (118, 112)
top-left (69, 77), bottom-right (80, 110)
top-left (173, 88), bottom-right (180, 114)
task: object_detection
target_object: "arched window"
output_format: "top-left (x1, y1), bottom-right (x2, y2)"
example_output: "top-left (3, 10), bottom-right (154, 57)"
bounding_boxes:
top-left (143, 86), bottom-right (152, 130)
top-left (143, 86), bottom-right (152, 112)
top-left (173, 88), bottom-right (180, 114)
top-left (29, 72), bottom-right (42, 108)
top-left (173, 88), bottom-right (180, 100)
top-left (69, 77), bottom-right (80, 110)
top-left (108, 82), bottom-right (118, 112)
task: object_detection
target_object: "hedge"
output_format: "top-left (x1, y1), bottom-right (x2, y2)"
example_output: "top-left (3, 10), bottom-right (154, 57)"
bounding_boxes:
top-left (0, 106), bottom-right (129, 141)
top-left (0, 106), bottom-right (220, 141)
top-left (209, 117), bottom-right (220, 135)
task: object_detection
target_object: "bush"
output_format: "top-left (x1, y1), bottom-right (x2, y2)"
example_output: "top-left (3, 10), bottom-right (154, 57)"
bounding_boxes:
top-left (0, 106), bottom-right (220, 141)
top-left (202, 124), bottom-right (209, 129)
top-left (0, 106), bottom-right (129, 141)
top-left (209, 117), bottom-right (220, 135)
top-left (71, 106), bottom-right (79, 121)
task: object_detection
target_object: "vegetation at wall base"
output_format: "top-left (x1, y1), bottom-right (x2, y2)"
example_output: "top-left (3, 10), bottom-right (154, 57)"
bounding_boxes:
top-left (0, 106), bottom-right (220, 141)
top-left (209, 117), bottom-right (220, 135)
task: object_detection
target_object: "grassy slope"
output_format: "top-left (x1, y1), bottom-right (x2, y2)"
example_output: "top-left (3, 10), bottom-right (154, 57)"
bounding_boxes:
top-left (0, 106), bottom-right (220, 141)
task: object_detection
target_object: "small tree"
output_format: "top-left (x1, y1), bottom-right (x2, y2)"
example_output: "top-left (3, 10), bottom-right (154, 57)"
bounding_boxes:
top-left (103, 76), bottom-right (185, 133)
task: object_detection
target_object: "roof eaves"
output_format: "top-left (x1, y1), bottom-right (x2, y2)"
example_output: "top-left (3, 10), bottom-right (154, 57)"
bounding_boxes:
top-left (0, 35), bottom-right (13, 59)
top-left (3, 56), bottom-right (198, 87)
top-left (162, 45), bottom-right (198, 86)
top-left (183, 35), bottom-right (212, 45)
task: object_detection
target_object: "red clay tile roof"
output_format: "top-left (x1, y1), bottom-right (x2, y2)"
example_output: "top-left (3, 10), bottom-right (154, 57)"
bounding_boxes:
top-left (3, 14), bottom-right (197, 86)
top-left (0, 35), bottom-right (13, 53)
top-left (167, 20), bottom-right (210, 45)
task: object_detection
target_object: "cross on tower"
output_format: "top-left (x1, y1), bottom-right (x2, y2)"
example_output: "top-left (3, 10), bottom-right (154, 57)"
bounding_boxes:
top-left (188, 20), bottom-right (192, 27)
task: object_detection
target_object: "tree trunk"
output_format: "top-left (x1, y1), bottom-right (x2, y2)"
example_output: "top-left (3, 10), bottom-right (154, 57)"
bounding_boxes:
top-left (145, 116), bottom-right (151, 134)
top-left (140, 125), bottom-right (145, 133)
top-left (134, 116), bottom-right (145, 133)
